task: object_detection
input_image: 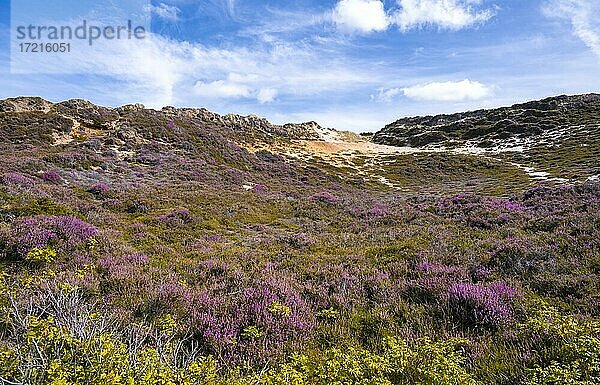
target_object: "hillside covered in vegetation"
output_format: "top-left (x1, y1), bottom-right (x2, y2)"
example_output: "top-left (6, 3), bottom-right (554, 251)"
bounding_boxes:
top-left (0, 96), bottom-right (598, 385)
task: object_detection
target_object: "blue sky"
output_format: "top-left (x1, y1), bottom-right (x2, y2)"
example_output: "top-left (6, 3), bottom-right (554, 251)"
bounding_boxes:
top-left (0, 0), bottom-right (599, 131)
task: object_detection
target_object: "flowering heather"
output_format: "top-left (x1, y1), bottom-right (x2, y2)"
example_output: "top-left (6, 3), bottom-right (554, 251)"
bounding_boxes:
top-left (284, 232), bottom-right (315, 249)
top-left (366, 203), bottom-right (390, 219)
top-left (159, 209), bottom-right (194, 227)
top-left (2, 172), bottom-right (35, 186)
top-left (6, 215), bottom-right (97, 257)
top-left (98, 252), bottom-right (149, 273)
top-left (1, 97), bottom-right (599, 384)
top-left (350, 202), bottom-right (390, 219)
top-left (405, 261), bottom-right (470, 303)
top-left (252, 183), bottom-right (267, 193)
top-left (87, 182), bottom-right (110, 194)
top-left (199, 259), bottom-right (229, 276)
top-left (310, 191), bottom-right (338, 204)
top-left (448, 281), bottom-right (521, 328)
top-left (432, 194), bottom-right (529, 229)
top-left (183, 277), bottom-right (315, 365)
top-left (167, 119), bottom-right (177, 130)
top-left (41, 171), bottom-right (62, 183)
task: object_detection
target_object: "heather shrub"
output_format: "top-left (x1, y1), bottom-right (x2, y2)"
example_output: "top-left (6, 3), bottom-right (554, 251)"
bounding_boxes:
top-left (104, 195), bottom-right (152, 214)
top-left (434, 194), bottom-right (526, 229)
top-left (187, 278), bottom-right (315, 365)
top-left (488, 237), bottom-right (543, 275)
top-left (1, 101), bottom-right (599, 384)
top-left (366, 203), bottom-right (390, 219)
top-left (404, 262), bottom-right (469, 304)
top-left (252, 183), bottom-right (267, 193)
top-left (41, 171), bottom-right (62, 184)
top-left (160, 209), bottom-right (194, 227)
top-left (87, 182), bottom-right (110, 196)
top-left (349, 202), bottom-right (390, 220)
top-left (5, 215), bottom-right (97, 258)
top-left (96, 252), bottom-right (150, 292)
top-left (310, 191), bottom-right (338, 205)
top-left (448, 281), bottom-right (521, 329)
top-left (2, 172), bottom-right (35, 186)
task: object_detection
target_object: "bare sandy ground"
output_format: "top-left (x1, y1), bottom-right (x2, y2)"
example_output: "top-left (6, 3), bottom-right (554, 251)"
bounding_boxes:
top-left (299, 138), bottom-right (418, 156)
top-left (297, 128), bottom-right (421, 157)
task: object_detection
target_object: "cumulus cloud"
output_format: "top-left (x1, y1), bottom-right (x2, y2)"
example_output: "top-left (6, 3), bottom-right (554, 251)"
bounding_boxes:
top-left (257, 88), bottom-right (278, 103)
top-left (401, 79), bottom-right (491, 101)
top-left (332, 0), bottom-right (390, 33)
top-left (393, 0), bottom-right (494, 31)
top-left (544, 0), bottom-right (600, 58)
top-left (330, 0), bottom-right (494, 34)
top-left (146, 3), bottom-right (181, 22)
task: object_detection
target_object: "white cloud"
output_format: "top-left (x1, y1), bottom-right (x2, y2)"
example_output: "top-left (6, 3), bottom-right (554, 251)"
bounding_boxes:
top-left (226, 0), bottom-right (236, 13)
top-left (257, 88), bottom-right (278, 103)
top-left (402, 79), bottom-right (491, 101)
top-left (194, 77), bottom-right (278, 103)
top-left (146, 3), bottom-right (181, 22)
top-left (371, 87), bottom-right (403, 102)
top-left (65, 32), bottom-right (377, 107)
top-left (332, 0), bottom-right (390, 33)
top-left (392, 0), bottom-right (494, 31)
top-left (329, 0), bottom-right (493, 34)
top-left (544, 0), bottom-right (600, 58)
top-left (194, 80), bottom-right (251, 99)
